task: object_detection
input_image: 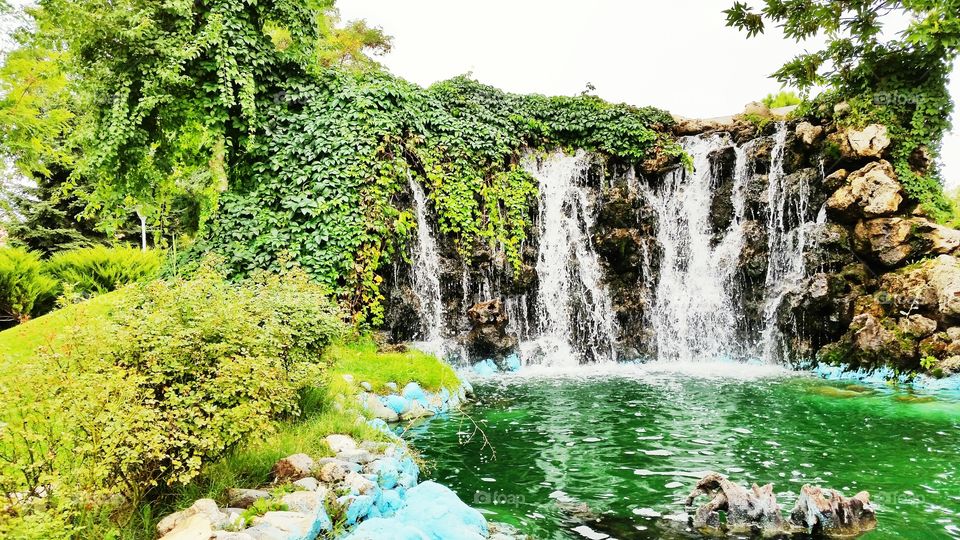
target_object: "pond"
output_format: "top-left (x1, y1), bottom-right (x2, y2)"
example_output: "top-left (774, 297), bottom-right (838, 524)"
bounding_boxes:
top-left (405, 364), bottom-right (960, 539)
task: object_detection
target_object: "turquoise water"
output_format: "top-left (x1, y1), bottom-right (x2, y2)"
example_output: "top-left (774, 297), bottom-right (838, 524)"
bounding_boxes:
top-left (406, 369), bottom-right (960, 539)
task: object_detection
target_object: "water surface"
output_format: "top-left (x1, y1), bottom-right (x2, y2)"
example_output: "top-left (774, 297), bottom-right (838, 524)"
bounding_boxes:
top-left (406, 368), bottom-right (960, 539)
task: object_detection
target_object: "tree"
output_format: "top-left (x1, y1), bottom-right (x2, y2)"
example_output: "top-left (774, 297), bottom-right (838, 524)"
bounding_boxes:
top-left (725, 0), bottom-right (960, 219)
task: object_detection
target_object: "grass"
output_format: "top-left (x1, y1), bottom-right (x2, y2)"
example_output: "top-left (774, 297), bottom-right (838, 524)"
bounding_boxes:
top-left (326, 336), bottom-right (460, 394)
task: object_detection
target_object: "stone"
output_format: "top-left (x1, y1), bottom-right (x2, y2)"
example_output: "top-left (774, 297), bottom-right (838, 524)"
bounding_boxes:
top-left (360, 381), bottom-right (373, 392)
top-left (325, 434), bottom-right (358, 454)
top-left (383, 394), bottom-right (410, 415)
top-left (292, 477), bottom-right (320, 491)
top-left (342, 374), bottom-right (354, 384)
top-left (790, 485), bottom-right (877, 535)
top-left (319, 460), bottom-right (352, 483)
top-left (213, 533), bottom-right (255, 540)
top-left (743, 101), bottom-right (770, 117)
top-left (827, 160), bottom-right (903, 221)
top-left (384, 382), bottom-right (398, 392)
top-left (685, 472), bottom-right (785, 533)
top-left (846, 124), bottom-right (890, 158)
top-left (402, 400), bottom-right (435, 420)
top-left (822, 169), bottom-right (848, 192)
top-left (939, 356), bottom-right (960, 375)
top-left (280, 491), bottom-right (322, 514)
top-left (364, 393), bottom-right (399, 422)
top-left (253, 511), bottom-right (320, 539)
top-left (834, 101), bottom-right (851, 116)
top-left (158, 499), bottom-right (228, 537)
top-left (345, 471), bottom-right (378, 495)
top-left (795, 121), bottom-right (824, 146)
top-left (227, 488), bottom-right (271, 509)
top-left (853, 218), bottom-right (916, 267)
top-left (852, 313), bottom-right (917, 362)
top-left (472, 359), bottom-right (498, 376)
top-left (159, 514), bottom-right (214, 540)
top-left (465, 299), bottom-right (519, 358)
top-left (401, 382), bottom-right (427, 404)
top-left (928, 256), bottom-right (960, 320)
top-left (367, 457), bottom-right (402, 489)
top-left (338, 449), bottom-right (375, 464)
top-left (271, 453), bottom-right (315, 481)
top-left (898, 315), bottom-right (938, 338)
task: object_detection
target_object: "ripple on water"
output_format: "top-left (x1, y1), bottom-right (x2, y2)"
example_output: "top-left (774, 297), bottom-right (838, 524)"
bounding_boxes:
top-left (407, 374), bottom-right (960, 540)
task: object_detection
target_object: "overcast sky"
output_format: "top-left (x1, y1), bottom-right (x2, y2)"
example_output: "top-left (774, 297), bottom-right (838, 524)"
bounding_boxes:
top-left (339, 0), bottom-right (960, 189)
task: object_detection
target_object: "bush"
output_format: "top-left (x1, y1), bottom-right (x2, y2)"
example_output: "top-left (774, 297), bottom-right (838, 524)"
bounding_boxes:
top-left (762, 90), bottom-right (802, 109)
top-left (43, 246), bottom-right (163, 298)
top-left (0, 246), bottom-right (58, 325)
top-left (0, 261), bottom-right (347, 510)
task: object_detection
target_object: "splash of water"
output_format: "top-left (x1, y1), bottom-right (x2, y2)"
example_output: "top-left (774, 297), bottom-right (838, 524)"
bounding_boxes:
top-left (521, 150), bottom-right (619, 365)
top-left (407, 175), bottom-right (445, 350)
top-left (641, 134), bottom-right (749, 362)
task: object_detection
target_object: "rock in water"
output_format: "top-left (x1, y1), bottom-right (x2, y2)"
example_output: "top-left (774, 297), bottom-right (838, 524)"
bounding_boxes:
top-left (790, 485), bottom-right (877, 536)
top-left (464, 300), bottom-right (518, 360)
top-left (685, 472), bottom-right (785, 533)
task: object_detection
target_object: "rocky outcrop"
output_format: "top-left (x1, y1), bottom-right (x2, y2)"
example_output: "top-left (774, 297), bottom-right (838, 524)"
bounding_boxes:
top-left (464, 300), bottom-right (518, 360)
top-left (826, 160), bottom-right (902, 221)
top-left (686, 473), bottom-right (877, 537)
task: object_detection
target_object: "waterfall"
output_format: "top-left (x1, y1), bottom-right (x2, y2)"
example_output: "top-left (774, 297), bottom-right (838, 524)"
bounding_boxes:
top-left (521, 150), bottom-right (619, 365)
top-left (407, 175), bottom-right (445, 350)
top-left (641, 134), bottom-right (749, 362)
top-left (759, 123), bottom-right (811, 362)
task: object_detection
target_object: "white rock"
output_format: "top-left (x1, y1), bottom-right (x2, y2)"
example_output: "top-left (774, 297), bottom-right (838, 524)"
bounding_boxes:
top-left (160, 513), bottom-right (214, 540)
top-left (344, 471), bottom-right (377, 495)
top-left (364, 393), bottom-right (399, 422)
top-left (325, 434), bottom-right (358, 454)
top-left (281, 491), bottom-right (322, 514)
top-left (271, 454), bottom-right (315, 481)
top-left (847, 124), bottom-right (890, 158)
top-left (338, 449), bottom-right (375, 464)
top-left (292, 477), bottom-right (320, 491)
top-left (158, 499), bottom-right (227, 536)
top-left (319, 460), bottom-right (352, 483)
top-left (252, 511), bottom-right (315, 538)
top-left (360, 381), bottom-right (373, 392)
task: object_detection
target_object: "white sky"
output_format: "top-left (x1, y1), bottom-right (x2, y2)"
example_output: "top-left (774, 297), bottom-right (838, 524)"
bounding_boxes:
top-left (339, 0), bottom-right (960, 189)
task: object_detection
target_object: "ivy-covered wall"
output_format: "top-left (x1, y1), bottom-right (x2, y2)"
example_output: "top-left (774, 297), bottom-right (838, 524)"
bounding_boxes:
top-left (197, 70), bottom-right (681, 324)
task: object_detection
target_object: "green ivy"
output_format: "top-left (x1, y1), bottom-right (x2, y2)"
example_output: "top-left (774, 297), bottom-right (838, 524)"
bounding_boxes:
top-left (198, 70), bottom-right (679, 325)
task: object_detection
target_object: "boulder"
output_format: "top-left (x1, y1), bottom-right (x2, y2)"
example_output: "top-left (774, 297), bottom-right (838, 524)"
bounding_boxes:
top-left (344, 471), bottom-right (378, 495)
top-left (851, 313), bottom-right (916, 363)
top-left (846, 124), bottom-right (890, 158)
top-left (271, 454), bottom-right (315, 481)
top-left (790, 485), bottom-right (877, 536)
top-left (853, 218), bottom-right (916, 267)
top-left (338, 449), bottom-right (375, 465)
top-left (928, 256), bottom-right (960, 320)
top-left (364, 393), bottom-right (399, 422)
top-left (796, 121), bottom-right (825, 146)
top-left (684, 472), bottom-right (785, 533)
top-left (319, 460), bottom-right (352, 483)
top-left (158, 500), bottom-right (232, 538)
top-left (822, 169), bottom-right (848, 192)
top-left (293, 477), bottom-right (320, 491)
top-left (325, 434), bottom-right (358, 454)
top-left (897, 314), bottom-right (938, 338)
top-left (826, 161), bottom-right (903, 221)
top-left (227, 489), bottom-right (271, 509)
top-left (464, 300), bottom-right (518, 359)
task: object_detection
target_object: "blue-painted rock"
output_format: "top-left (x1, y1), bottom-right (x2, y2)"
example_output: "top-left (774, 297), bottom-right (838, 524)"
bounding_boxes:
top-left (340, 494), bottom-right (375, 526)
top-left (383, 394), bottom-right (411, 415)
top-left (472, 359), bottom-right (498, 376)
top-left (347, 519), bottom-right (430, 540)
top-left (504, 353), bottom-right (522, 372)
top-left (367, 457), bottom-right (401, 489)
top-left (402, 382), bottom-right (428, 404)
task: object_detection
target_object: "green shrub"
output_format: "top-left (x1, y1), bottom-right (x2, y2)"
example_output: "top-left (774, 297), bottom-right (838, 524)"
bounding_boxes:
top-left (762, 90), bottom-right (802, 109)
top-left (0, 246), bottom-right (58, 325)
top-left (0, 260), bottom-right (347, 511)
top-left (43, 246), bottom-right (163, 298)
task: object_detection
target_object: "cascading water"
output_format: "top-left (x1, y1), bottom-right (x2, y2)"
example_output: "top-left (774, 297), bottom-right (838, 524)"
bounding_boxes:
top-left (407, 175), bottom-right (445, 352)
top-left (641, 134), bottom-right (750, 362)
top-left (759, 123), bottom-right (813, 362)
top-left (522, 150), bottom-right (619, 365)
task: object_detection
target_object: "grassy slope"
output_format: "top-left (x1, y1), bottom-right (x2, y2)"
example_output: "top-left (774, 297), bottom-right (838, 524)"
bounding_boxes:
top-left (0, 299), bottom-right (460, 538)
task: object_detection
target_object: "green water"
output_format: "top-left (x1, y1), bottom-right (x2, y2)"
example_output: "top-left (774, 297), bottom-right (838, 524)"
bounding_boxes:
top-left (406, 371), bottom-right (960, 539)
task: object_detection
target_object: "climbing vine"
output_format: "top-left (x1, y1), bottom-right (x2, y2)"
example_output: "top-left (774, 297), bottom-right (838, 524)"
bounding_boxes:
top-left (201, 71), bottom-right (680, 325)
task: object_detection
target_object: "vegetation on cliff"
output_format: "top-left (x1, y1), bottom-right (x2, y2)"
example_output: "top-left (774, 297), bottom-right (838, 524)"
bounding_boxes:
top-left (726, 0), bottom-right (960, 220)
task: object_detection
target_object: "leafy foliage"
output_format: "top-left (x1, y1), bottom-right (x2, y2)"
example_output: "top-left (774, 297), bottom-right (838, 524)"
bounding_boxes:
top-left (725, 0), bottom-right (960, 220)
top-left (43, 246), bottom-right (163, 298)
top-left (762, 90), bottom-right (802, 109)
top-left (0, 262), bottom-right (346, 515)
top-left (0, 246), bottom-right (57, 325)
top-left (203, 70), bottom-right (678, 324)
